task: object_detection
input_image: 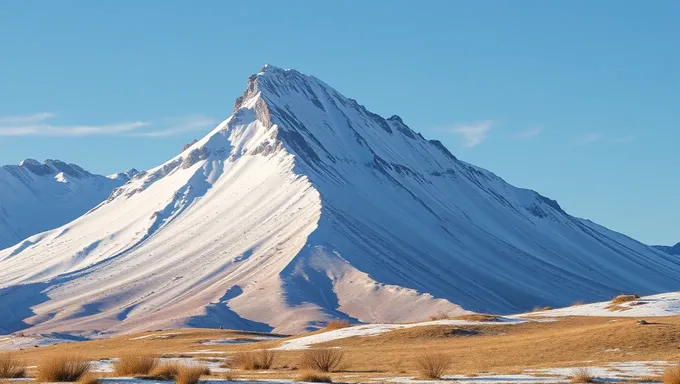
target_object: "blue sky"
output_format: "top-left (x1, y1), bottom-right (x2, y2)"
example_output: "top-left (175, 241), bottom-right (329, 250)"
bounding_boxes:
top-left (0, 1), bottom-right (678, 245)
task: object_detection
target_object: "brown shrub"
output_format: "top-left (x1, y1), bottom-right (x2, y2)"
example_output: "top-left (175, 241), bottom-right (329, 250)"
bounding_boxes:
top-left (453, 314), bottom-right (499, 322)
top-left (297, 370), bottom-right (333, 383)
top-left (611, 294), bottom-right (641, 305)
top-left (147, 362), bottom-right (181, 380)
top-left (415, 352), bottom-right (452, 379)
top-left (571, 367), bottom-right (596, 383)
top-left (176, 365), bottom-right (208, 384)
top-left (324, 320), bottom-right (351, 330)
top-left (113, 355), bottom-right (159, 376)
top-left (429, 311), bottom-right (452, 321)
top-left (300, 348), bottom-right (344, 373)
top-left (78, 374), bottom-right (101, 384)
top-left (229, 350), bottom-right (275, 370)
top-left (0, 353), bottom-right (26, 378)
top-left (663, 365), bottom-right (680, 384)
top-left (36, 356), bottom-right (91, 382)
top-left (531, 306), bottom-right (553, 312)
top-left (223, 371), bottom-right (237, 381)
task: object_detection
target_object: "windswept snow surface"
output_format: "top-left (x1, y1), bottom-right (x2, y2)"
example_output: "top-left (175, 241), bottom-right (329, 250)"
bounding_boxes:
top-left (0, 159), bottom-right (134, 250)
top-left (522, 292), bottom-right (680, 318)
top-left (2, 65), bottom-right (680, 336)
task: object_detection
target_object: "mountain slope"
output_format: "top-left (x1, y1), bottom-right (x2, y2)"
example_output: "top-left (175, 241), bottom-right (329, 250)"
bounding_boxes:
top-left (1, 65), bottom-right (679, 336)
top-left (654, 243), bottom-right (680, 256)
top-left (0, 159), bottom-right (135, 250)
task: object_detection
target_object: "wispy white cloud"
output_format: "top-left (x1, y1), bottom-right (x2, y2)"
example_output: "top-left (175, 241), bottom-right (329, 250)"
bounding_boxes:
top-left (576, 132), bottom-right (634, 146)
top-left (514, 126), bottom-right (544, 140)
top-left (576, 132), bottom-right (604, 145)
top-left (0, 113), bottom-right (216, 137)
top-left (444, 120), bottom-right (495, 148)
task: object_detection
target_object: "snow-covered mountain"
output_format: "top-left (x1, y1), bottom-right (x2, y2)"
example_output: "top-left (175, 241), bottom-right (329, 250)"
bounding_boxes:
top-left (0, 159), bottom-right (135, 250)
top-left (654, 243), bottom-right (680, 256)
top-left (2, 65), bottom-right (679, 336)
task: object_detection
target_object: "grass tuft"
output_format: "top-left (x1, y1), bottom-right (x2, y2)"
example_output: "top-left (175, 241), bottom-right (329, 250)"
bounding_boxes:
top-left (229, 349), bottom-right (275, 370)
top-left (300, 348), bottom-right (344, 373)
top-left (36, 356), bottom-right (91, 382)
top-left (571, 367), bottom-right (596, 383)
top-left (176, 365), bottom-right (208, 384)
top-left (415, 352), bottom-right (452, 379)
top-left (324, 320), bottom-right (351, 330)
top-left (663, 364), bottom-right (680, 384)
top-left (453, 314), bottom-right (499, 322)
top-left (113, 355), bottom-right (159, 376)
top-left (78, 374), bottom-right (101, 384)
top-left (147, 362), bottom-right (181, 380)
top-left (611, 294), bottom-right (641, 305)
top-left (0, 353), bottom-right (26, 378)
top-left (297, 370), bottom-right (333, 383)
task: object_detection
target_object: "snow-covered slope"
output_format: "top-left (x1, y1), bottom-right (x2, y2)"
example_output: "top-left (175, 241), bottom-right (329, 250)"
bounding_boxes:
top-left (0, 159), bottom-right (134, 250)
top-left (521, 292), bottom-right (680, 318)
top-left (2, 65), bottom-right (680, 336)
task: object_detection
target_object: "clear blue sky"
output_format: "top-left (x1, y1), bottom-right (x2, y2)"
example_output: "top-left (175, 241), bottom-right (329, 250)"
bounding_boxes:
top-left (1, 1), bottom-right (678, 245)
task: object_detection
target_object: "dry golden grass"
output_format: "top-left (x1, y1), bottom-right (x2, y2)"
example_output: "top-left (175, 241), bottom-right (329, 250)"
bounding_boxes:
top-left (324, 320), bottom-right (351, 330)
top-left (296, 370), bottom-right (333, 383)
top-left (78, 374), bottom-right (101, 384)
top-left (300, 348), bottom-right (344, 372)
top-left (570, 367), bottom-right (596, 383)
top-left (415, 352), bottom-right (452, 379)
top-left (612, 294), bottom-right (641, 305)
top-left (228, 349), bottom-right (275, 370)
top-left (176, 365), bottom-right (208, 384)
top-left (663, 364), bottom-right (680, 384)
top-left (453, 314), bottom-right (500, 322)
top-left (113, 354), bottom-right (159, 376)
top-left (147, 361), bottom-right (181, 380)
top-left (223, 371), bottom-right (238, 381)
top-left (36, 356), bottom-right (91, 382)
top-left (0, 353), bottom-right (26, 378)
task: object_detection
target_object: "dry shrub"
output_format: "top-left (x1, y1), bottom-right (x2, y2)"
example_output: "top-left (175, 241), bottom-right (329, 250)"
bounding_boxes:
top-left (297, 370), bottom-right (333, 383)
top-left (113, 355), bottom-right (159, 376)
top-left (453, 314), bottom-right (499, 322)
top-left (176, 365), bottom-right (208, 384)
top-left (223, 371), bottom-right (237, 381)
top-left (230, 350), bottom-right (275, 370)
top-left (324, 320), bottom-right (351, 330)
top-left (429, 311), bottom-right (452, 321)
top-left (147, 362), bottom-right (181, 380)
top-left (571, 367), bottom-right (595, 383)
top-left (663, 365), bottom-right (680, 384)
top-left (572, 301), bottom-right (585, 306)
top-left (300, 348), bottom-right (344, 373)
top-left (611, 294), bottom-right (641, 305)
top-left (0, 353), bottom-right (26, 378)
top-left (36, 356), bottom-right (91, 382)
top-left (531, 306), bottom-right (553, 312)
top-left (78, 374), bottom-right (101, 384)
top-left (415, 352), bottom-right (452, 379)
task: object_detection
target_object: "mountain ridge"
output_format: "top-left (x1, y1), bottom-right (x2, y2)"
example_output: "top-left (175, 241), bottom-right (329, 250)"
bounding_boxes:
top-left (1, 65), bottom-right (678, 336)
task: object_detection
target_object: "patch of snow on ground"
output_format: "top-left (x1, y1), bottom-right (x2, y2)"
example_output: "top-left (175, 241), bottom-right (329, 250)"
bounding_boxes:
top-left (278, 317), bottom-right (524, 350)
top-left (0, 334), bottom-right (82, 351)
top-left (519, 292), bottom-right (680, 318)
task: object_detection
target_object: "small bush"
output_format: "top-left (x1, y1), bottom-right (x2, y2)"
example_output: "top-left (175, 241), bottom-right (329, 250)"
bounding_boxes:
top-left (36, 356), bottom-right (91, 382)
top-left (176, 365), bottom-right (208, 384)
top-left (113, 355), bottom-right (159, 376)
top-left (611, 294), bottom-right (641, 305)
top-left (453, 314), bottom-right (499, 322)
top-left (147, 362), bottom-right (181, 380)
top-left (297, 370), bottom-right (333, 383)
top-left (571, 367), bottom-right (595, 383)
top-left (229, 350), bottom-right (275, 370)
top-left (300, 348), bottom-right (344, 373)
top-left (429, 311), bottom-right (452, 321)
top-left (223, 371), bottom-right (237, 381)
top-left (78, 374), bottom-right (101, 384)
top-left (531, 306), bottom-right (553, 312)
top-left (663, 364), bottom-right (680, 384)
top-left (0, 353), bottom-right (26, 378)
top-left (324, 320), bottom-right (351, 330)
top-left (415, 352), bottom-right (452, 379)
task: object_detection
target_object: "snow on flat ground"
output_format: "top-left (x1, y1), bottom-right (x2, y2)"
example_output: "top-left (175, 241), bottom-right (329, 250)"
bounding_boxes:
top-left (519, 292), bottom-right (680, 318)
top-left (278, 317), bottom-right (526, 350)
top-left (387, 361), bottom-right (671, 384)
top-left (0, 334), bottom-right (82, 351)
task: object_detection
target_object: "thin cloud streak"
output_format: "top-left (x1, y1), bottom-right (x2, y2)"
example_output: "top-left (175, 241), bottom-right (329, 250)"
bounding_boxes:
top-left (515, 126), bottom-right (544, 140)
top-left (0, 113), bottom-right (216, 137)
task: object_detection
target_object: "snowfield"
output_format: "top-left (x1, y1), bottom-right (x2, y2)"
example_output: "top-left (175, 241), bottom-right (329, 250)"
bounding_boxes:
top-left (2, 65), bottom-right (680, 336)
top-left (522, 292), bottom-right (680, 318)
